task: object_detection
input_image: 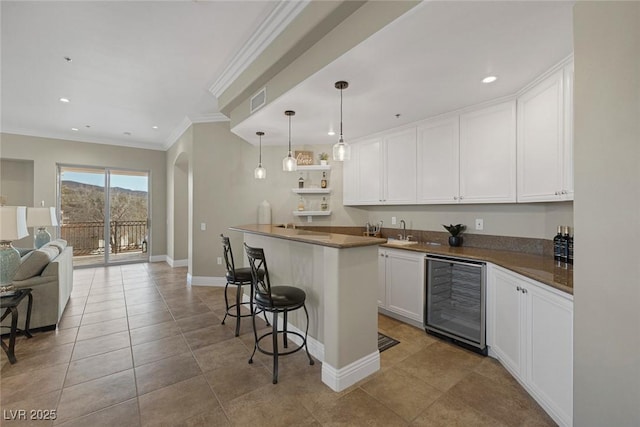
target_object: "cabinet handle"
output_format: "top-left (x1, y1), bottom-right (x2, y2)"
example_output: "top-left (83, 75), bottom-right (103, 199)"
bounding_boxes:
top-left (522, 288), bottom-right (528, 294)
top-left (453, 196), bottom-right (458, 200)
top-left (385, 255), bottom-right (389, 258)
top-left (561, 190), bottom-right (567, 195)
top-left (459, 196), bottom-right (464, 200)
top-left (516, 286), bottom-right (521, 291)
top-left (380, 254), bottom-right (385, 257)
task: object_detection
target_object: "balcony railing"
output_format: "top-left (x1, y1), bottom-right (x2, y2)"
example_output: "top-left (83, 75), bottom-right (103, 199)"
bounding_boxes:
top-left (61, 220), bottom-right (148, 256)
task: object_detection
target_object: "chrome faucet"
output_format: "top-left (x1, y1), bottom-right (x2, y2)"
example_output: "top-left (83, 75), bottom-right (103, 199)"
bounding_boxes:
top-left (400, 219), bottom-right (406, 240)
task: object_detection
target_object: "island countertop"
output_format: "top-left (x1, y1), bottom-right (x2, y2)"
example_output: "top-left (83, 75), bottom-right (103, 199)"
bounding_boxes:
top-left (229, 224), bottom-right (387, 249)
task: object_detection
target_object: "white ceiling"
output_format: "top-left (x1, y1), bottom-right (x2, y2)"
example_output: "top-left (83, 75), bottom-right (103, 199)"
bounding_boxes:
top-left (1, 1), bottom-right (574, 152)
top-left (232, 1), bottom-right (574, 147)
top-left (0, 0), bottom-right (282, 150)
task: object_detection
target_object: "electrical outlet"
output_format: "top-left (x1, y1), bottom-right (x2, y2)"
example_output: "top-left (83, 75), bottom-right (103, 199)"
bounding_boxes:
top-left (475, 218), bottom-right (484, 231)
top-left (217, 257), bottom-right (222, 265)
top-left (307, 215), bottom-right (312, 223)
top-left (391, 216), bottom-right (397, 225)
top-left (200, 223), bottom-right (206, 231)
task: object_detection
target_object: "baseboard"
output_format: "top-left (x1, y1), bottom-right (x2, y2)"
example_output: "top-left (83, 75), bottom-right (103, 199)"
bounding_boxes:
top-left (188, 275), bottom-right (226, 287)
top-left (149, 255), bottom-right (167, 263)
top-left (321, 351), bottom-right (380, 392)
top-left (168, 257), bottom-right (188, 268)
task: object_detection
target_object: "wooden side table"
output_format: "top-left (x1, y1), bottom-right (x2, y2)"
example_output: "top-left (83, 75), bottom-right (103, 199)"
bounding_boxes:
top-left (1, 288), bottom-right (33, 364)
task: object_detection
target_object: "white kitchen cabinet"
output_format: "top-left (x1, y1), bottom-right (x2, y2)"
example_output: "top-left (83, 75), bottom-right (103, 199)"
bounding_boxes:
top-left (517, 63), bottom-right (574, 202)
top-left (343, 129), bottom-right (416, 205)
top-left (487, 265), bottom-right (573, 427)
top-left (378, 248), bottom-right (425, 324)
top-left (417, 116), bottom-right (460, 204)
top-left (459, 100), bottom-right (517, 203)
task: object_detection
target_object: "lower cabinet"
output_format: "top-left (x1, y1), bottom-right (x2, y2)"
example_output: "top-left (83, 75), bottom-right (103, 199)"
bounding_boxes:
top-left (378, 248), bottom-right (425, 325)
top-left (487, 265), bottom-right (573, 427)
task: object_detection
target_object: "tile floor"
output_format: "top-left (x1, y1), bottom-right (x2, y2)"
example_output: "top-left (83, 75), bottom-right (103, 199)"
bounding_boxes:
top-left (0, 263), bottom-right (556, 426)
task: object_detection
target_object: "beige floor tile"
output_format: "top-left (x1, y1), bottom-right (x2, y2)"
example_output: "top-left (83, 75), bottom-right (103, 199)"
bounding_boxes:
top-left (167, 302), bottom-right (212, 320)
top-left (83, 299), bottom-right (125, 314)
top-left (182, 324), bottom-right (236, 351)
top-left (361, 367), bottom-right (443, 422)
top-left (126, 300), bottom-right (168, 317)
top-left (137, 375), bottom-right (220, 426)
top-left (445, 371), bottom-right (556, 427)
top-left (128, 320), bottom-right (181, 346)
top-left (175, 312), bottom-right (220, 333)
top-left (76, 317), bottom-right (129, 341)
top-left (410, 393), bottom-right (507, 426)
top-left (127, 310), bottom-right (174, 330)
top-left (54, 398), bottom-right (140, 427)
top-left (1, 343), bottom-right (74, 378)
top-left (71, 331), bottom-right (130, 361)
top-left (203, 358), bottom-right (273, 403)
top-left (80, 307), bottom-right (127, 326)
top-left (175, 406), bottom-right (230, 427)
top-left (397, 341), bottom-right (484, 392)
top-left (473, 356), bottom-right (523, 391)
top-left (55, 369), bottom-right (136, 424)
top-left (12, 328), bottom-right (78, 354)
top-left (124, 290), bottom-right (162, 305)
top-left (135, 352), bottom-right (201, 395)
top-left (0, 363), bottom-right (67, 405)
top-left (132, 334), bottom-right (189, 366)
top-left (123, 280), bottom-right (156, 290)
top-left (65, 347), bottom-right (133, 387)
top-left (0, 390), bottom-right (60, 427)
top-left (192, 337), bottom-right (252, 372)
top-left (57, 315), bottom-right (82, 330)
top-left (310, 388), bottom-right (406, 426)
top-left (87, 286), bottom-right (124, 297)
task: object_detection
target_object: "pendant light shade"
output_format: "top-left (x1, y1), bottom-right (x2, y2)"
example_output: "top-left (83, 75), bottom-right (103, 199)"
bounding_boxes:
top-left (254, 131), bottom-right (266, 179)
top-left (332, 81), bottom-right (351, 161)
top-left (282, 110), bottom-right (297, 172)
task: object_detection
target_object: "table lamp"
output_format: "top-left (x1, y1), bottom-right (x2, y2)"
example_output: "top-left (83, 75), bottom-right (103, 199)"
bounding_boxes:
top-left (0, 206), bottom-right (29, 285)
top-left (27, 207), bottom-right (58, 248)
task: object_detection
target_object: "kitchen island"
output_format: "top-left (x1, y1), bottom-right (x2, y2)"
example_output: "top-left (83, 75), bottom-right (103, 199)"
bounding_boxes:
top-left (230, 224), bottom-right (386, 391)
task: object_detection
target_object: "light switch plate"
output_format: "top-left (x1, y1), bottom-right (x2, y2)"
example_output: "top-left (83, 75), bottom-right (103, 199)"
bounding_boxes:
top-left (391, 216), bottom-right (397, 225)
top-left (200, 223), bottom-right (206, 231)
top-left (475, 219), bottom-right (484, 231)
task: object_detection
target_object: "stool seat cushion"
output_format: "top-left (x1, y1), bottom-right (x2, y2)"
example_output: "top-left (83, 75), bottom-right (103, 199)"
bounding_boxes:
top-left (226, 267), bottom-right (263, 284)
top-left (255, 285), bottom-right (306, 308)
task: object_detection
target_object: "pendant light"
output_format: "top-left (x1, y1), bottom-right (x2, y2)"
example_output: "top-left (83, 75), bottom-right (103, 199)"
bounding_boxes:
top-left (254, 131), bottom-right (266, 179)
top-left (332, 80), bottom-right (351, 161)
top-left (282, 110), bottom-right (297, 172)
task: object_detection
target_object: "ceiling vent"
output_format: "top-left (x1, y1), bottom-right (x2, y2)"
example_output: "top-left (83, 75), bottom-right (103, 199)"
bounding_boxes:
top-left (250, 87), bottom-right (267, 114)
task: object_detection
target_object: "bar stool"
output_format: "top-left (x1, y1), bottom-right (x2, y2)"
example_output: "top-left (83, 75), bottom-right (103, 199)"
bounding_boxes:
top-left (244, 243), bottom-right (314, 384)
top-left (220, 235), bottom-right (267, 337)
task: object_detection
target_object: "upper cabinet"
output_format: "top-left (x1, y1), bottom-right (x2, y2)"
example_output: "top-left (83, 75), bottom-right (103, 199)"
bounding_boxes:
top-left (417, 116), bottom-right (460, 204)
top-left (517, 62), bottom-right (574, 202)
top-left (343, 128), bottom-right (416, 205)
top-left (459, 101), bottom-right (517, 203)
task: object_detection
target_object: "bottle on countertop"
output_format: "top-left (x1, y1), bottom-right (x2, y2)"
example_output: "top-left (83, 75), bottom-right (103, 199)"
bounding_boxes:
top-left (553, 226), bottom-right (563, 262)
top-left (567, 229), bottom-right (574, 265)
top-left (321, 172), bottom-right (327, 189)
top-left (561, 226), bottom-right (570, 264)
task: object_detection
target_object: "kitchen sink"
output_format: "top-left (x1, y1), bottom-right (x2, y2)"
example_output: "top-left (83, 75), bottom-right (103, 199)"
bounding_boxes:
top-left (386, 238), bottom-right (419, 246)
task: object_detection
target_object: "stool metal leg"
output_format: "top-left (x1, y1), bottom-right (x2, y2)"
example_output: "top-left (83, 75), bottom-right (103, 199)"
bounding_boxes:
top-left (234, 283), bottom-right (242, 337)
top-left (283, 309), bottom-right (288, 349)
top-left (272, 310), bottom-right (279, 384)
top-left (221, 282), bottom-right (230, 325)
top-left (248, 304), bottom-right (259, 364)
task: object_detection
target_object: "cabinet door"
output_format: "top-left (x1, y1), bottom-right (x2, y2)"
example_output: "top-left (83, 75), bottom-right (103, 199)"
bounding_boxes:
top-left (377, 250), bottom-right (387, 308)
top-left (343, 143), bottom-right (359, 205)
top-left (526, 282), bottom-right (573, 427)
top-left (459, 101), bottom-right (516, 203)
top-left (417, 116), bottom-right (460, 204)
top-left (488, 266), bottom-right (524, 377)
top-left (385, 250), bottom-right (425, 323)
top-left (562, 62), bottom-right (574, 200)
top-left (517, 70), bottom-right (564, 202)
top-left (356, 138), bottom-right (383, 204)
top-left (383, 128), bottom-right (417, 204)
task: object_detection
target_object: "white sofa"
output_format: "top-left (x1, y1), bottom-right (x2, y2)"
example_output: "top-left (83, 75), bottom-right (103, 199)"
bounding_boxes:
top-left (2, 240), bottom-right (73, 330)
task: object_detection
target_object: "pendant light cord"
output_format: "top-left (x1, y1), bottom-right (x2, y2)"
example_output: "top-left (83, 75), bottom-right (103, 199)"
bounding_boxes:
top-left (288, 114), bottom-right (292, 153)
top-left (339, 87), bottom-right (344, 142)
top-left (259, 134), bottom-right (262, 164)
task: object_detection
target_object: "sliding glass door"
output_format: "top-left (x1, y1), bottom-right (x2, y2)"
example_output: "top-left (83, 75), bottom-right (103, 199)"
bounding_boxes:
top-left (58, 165), bottom-right (149, 267)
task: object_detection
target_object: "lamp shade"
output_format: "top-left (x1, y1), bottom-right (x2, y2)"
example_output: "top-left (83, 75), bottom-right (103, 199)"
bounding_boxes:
top-left (27, 207), bottom-right (58, 227)
top-left (0, 206), bottom-right (29, 241)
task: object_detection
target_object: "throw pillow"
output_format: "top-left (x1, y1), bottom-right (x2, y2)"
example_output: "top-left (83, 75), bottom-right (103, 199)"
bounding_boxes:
top-left (13, 246), bottom-right (60, 281)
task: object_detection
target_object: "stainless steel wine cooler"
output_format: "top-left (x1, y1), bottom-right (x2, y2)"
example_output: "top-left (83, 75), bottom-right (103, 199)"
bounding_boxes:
top-left (424, 255), bottom-right (487, 354)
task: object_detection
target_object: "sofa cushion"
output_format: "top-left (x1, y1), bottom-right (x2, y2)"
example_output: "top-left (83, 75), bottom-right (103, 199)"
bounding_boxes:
top-left (13, 246), bottom-right (60, 281)
top-left (42, 239), bottom-right (67, 252)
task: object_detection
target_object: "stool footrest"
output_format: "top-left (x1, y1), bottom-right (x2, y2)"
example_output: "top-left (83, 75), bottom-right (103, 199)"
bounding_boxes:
top-left (254, 330), bottom-right (309, 358)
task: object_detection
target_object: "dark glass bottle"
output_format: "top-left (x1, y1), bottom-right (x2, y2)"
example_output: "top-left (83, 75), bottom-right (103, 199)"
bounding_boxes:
top-left (567, 230), bottom-right (574, 265)
top-left (561, 226), bottom-right (570, 264)
top-left (553, 226), bottom-right (563, 262)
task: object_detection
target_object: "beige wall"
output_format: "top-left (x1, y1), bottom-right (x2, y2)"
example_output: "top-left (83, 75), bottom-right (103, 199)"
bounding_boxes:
top-left (166, 127), bottom-right (192, 267)
top-left (0, 133), bottom-right (167, 256)
top-left (573, 2), bottom-right (640, 425)
top-left (0, 158), bottom-right (35, 247)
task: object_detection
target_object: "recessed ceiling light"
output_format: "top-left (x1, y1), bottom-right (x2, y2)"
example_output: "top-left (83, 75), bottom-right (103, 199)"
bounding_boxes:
top-left (327, 130), bottom-right (335, 136)
top-left (123, 131), bottom-right (132, 136)
top-left (64, 56), bottom-right (72, 63)
top-left (152, 126), bottom-right (158, 130)
top-left (85, 125), bottom-right (91, 128)
top-left (59, 97), bottom-right (70, 103)
top-left (71, 127), bottom-right (79, 131)
top-left (482, 76), bottom-right (498, 84)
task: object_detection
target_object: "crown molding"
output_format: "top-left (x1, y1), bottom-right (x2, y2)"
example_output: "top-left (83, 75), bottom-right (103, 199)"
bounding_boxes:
top-left (1, 127), bottom-right (165, 151)
top-left (208, 0), bottom-right (310, 99)
top-left (163, 116), bottom-right (193, 150)
top-left (189, 112), bottom-right (229, 123)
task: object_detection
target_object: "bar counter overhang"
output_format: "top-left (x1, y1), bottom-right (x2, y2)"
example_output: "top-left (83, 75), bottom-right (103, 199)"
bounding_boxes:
top-left (230, 224), bottom-right (386, 391)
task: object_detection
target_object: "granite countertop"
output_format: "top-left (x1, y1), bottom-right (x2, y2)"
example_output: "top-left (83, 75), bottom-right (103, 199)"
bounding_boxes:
top-left (230, 224), bottom-right (387, 249)
top-left (381, 242), bottom-right (573, 295)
